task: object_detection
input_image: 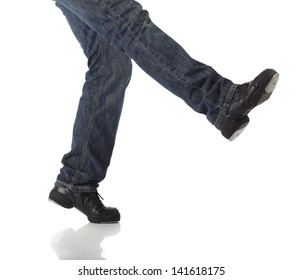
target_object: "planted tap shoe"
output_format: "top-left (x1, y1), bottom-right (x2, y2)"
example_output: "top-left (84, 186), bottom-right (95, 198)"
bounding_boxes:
top-left (219, 68), bottom-right (279, 141)
top-left (49, 186), bottom-right (120, 223)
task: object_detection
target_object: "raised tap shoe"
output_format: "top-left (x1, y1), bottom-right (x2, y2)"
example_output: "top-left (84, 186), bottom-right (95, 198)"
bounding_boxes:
top-left (49, 186), bottom-right (120, 223)
top-left (219, 68), bottom-right (279, 141)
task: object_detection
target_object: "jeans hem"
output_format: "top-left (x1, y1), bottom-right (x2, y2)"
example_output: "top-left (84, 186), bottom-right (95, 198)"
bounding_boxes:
top-left (55, 180), bottom-right (98, 193)
top-left (214, 83), bottom-right (238, 129)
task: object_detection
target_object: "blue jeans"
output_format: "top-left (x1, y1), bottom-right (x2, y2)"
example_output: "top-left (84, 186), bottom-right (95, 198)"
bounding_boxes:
top-left (54, 0), bottom-right (237, 192)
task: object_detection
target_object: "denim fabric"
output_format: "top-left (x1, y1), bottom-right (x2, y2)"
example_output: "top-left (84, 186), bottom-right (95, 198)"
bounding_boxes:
top-left (54, 0), bottom-right (237, 191)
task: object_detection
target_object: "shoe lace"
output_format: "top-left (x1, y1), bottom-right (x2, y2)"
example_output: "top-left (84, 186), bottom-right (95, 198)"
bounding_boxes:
top-left (86, 192), bottom-right (105, 211)
top-left (97, 192), bottom-right (104, 201)
top-left (89, 192), bottom-right (103, 201)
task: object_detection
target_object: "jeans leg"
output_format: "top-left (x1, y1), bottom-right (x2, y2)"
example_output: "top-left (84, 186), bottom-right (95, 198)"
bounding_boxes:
top-left (55, 3), bottom-right (132, 192)
top-left (54, 0), bottom-right (237, 126)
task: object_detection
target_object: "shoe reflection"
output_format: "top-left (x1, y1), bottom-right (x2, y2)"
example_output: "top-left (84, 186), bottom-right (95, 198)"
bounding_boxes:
top-left (50, 223), bottom-right (120, 260)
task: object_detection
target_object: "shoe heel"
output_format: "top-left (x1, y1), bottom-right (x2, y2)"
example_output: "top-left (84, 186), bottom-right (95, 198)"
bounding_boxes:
top-left (221, 116), bottom-right (250, 141)
top-left (49, 189), bottom-right (73, 209)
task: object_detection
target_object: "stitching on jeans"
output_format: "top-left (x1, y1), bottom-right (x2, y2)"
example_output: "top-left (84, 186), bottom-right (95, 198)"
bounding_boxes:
top-left (214, 84), bottom-right (238, 128)
top-left (135, 40), bottom-right (191, 86)
top-left (102, 1), bottom-right (192, 87)
top-left (70, 38), bottom-right (107, 186)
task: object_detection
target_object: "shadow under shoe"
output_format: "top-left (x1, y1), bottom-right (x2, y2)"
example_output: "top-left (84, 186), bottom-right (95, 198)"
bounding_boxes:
top-left (50, 223), bottom-right (121, 260)
top-left (49, 186), bottom-right (120, 223)
top-left (219, 68), bottom-right (279, 141)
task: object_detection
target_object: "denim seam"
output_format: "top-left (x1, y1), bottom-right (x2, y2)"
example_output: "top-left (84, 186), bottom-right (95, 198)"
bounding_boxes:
top-left (135, 40), bottom-right (191, 86)
top-left (214, 83), bottom-right (238, 129)
top-left (69, 38), bottom-right (106, 186)
top-left (102, 1), bottom-right (191, 87)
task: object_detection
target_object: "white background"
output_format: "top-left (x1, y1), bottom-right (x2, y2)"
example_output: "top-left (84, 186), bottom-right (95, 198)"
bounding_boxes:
top-left (0, 0), bottom-right (302, 279)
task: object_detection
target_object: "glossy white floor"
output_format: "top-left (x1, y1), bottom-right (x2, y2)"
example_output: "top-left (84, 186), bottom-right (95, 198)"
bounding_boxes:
top-left (1, 1), bottom-right (302, 279)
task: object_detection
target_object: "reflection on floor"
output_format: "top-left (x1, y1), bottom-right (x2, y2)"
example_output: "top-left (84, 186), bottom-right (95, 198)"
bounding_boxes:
top-left (50, 223), bottom-right (120, 260)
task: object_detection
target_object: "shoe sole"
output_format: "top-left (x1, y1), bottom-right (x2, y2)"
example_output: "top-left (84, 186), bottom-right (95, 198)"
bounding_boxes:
top-left (224, 70), bottom-right (279, 141)
top-left (88, 215), bottom-right (120, 224)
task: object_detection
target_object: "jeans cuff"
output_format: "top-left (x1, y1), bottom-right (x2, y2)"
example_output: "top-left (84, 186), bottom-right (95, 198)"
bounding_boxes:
top-left (55, 180), bottom-right (98, 193)
top-left (214, 83), bottom-right (238, 129)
